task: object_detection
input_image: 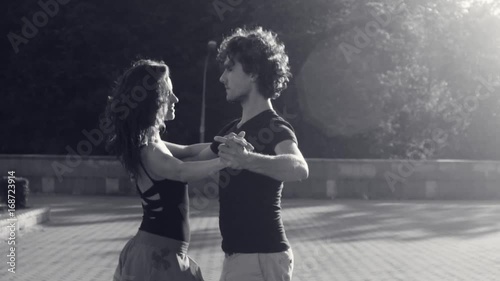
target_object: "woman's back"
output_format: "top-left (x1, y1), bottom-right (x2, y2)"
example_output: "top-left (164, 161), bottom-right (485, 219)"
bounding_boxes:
top-left (135, 145), bottom-right (190, 242)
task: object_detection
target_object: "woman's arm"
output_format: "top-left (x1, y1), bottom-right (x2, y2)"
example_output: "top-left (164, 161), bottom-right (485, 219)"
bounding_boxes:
top-left (163, 142), bottom-right (212, 160)
top-left (147, 144), bottom-right (225, 182)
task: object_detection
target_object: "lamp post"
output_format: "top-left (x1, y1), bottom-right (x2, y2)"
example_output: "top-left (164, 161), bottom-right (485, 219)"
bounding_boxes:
top-left (200, 40), bottom-right (217, 143)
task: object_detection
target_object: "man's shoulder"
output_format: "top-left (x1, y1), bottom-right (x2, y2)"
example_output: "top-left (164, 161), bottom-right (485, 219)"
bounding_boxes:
top-left (267, 112), bottom-right (295, 131)
top-left (217, 118), bottom-right (240, 135)
top-left (253, 110), bottom-right (298, 148)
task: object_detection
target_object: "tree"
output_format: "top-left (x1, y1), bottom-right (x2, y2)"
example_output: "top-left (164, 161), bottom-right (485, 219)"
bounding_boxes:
top-left (3, 0), bottom-right (500, 160)
top-left (293, 0), bottom-right (500, 159)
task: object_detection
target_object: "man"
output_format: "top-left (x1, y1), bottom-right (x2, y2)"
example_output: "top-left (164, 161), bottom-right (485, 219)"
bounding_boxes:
top-left (165, 27), bottom-right (308, 281)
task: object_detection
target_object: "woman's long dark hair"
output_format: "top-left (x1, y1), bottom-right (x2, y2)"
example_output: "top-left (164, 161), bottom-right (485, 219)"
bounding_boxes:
top-left (102, 59), bottom-right (170, 180)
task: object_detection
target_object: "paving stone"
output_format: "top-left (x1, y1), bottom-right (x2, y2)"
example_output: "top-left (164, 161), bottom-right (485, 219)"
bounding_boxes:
top-left (2, 195), bottom-right (500, 281)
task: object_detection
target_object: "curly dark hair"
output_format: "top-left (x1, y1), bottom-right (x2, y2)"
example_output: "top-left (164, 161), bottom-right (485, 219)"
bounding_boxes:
top-left (217, 27), bottom-right (292, 99)
top-left (102, 59), bottom-right (170, 179)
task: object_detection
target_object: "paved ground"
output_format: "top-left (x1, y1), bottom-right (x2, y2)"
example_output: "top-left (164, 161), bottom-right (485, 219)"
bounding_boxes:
top-left (2, 194), bottom-right (500, 281)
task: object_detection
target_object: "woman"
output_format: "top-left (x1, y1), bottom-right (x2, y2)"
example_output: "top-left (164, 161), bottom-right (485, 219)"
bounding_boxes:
top-left (103, 59), bottom-right (225, 281)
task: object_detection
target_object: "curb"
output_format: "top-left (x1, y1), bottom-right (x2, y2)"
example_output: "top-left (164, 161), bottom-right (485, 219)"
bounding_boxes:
top-left (0, 207), bottom-right (51, 239)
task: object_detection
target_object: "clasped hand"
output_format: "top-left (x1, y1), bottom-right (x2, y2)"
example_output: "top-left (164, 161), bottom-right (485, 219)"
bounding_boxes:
top-left (214, 131), bottom-right (254, 170)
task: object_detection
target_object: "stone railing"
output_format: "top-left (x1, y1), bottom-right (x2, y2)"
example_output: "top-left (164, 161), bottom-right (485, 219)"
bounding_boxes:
top-left (283, 159), bottom-right (500, 199)
top-left (1, 155), bottom-right (499, 199)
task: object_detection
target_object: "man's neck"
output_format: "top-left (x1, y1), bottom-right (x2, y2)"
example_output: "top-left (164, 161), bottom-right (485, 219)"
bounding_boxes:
top-left (239, 92), bottom-right (273, 126)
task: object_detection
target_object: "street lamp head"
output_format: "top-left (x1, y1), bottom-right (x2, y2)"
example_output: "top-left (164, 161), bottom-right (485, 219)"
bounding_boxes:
top-left (207, 40), bottom-right (217, 51)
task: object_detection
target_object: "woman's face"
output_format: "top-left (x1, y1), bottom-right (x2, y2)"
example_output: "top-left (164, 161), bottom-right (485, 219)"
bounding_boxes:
top-left (164, 77), bottom-right (179, 121)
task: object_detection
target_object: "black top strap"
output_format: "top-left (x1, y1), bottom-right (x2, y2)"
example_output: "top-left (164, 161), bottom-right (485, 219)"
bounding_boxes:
top-left (139, 160), bottom-right (156, 183)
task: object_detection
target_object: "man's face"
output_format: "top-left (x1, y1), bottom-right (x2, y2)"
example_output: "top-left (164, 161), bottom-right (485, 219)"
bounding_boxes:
top-left (219, 57), bottom-right (254, 103)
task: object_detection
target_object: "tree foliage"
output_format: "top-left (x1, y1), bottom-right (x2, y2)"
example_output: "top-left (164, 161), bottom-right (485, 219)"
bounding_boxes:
top-left (2, 0), bottom-right (500, 159)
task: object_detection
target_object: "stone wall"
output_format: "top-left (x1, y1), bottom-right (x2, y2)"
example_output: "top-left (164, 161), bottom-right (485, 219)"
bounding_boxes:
top-left (1, 155), bottom-right (499, 199)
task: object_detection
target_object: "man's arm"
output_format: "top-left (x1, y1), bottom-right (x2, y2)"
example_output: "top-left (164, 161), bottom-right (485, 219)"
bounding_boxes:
top-left (218, 139), bottom-right (309, 182)
top-left (166, 132), bottom-right (253, 161)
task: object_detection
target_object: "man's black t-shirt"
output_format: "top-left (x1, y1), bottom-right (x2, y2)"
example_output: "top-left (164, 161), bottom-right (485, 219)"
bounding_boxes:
top-left (210, 109), bottom-right (298, 253)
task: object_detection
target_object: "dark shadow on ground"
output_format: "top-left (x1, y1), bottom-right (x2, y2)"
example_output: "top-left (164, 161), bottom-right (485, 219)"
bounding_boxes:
top-left (30, 195), bottom-right (500, 242)
top-left (30, 194), bottom-right (143, 227)
top-left (44, 215), bottom-right (143, 227)
top-left (283, 200), bottom-right (500, 243)
top-left (91, 236), bottom-right (134, 243)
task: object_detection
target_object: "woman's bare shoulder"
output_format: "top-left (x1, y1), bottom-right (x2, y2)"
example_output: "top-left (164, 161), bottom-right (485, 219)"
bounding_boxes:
top-left (141, 141), bottom-right (176, 167)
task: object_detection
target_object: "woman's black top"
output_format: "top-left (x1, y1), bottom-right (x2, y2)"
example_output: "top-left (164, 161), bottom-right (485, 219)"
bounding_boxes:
top-left (136, 160), bottom-right (189, 242)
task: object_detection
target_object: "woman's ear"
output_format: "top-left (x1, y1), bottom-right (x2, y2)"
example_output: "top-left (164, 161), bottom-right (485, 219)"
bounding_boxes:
top-left (250, 73), bottom-right (258, 81)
